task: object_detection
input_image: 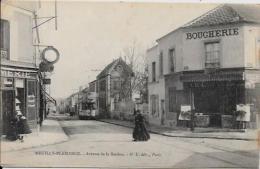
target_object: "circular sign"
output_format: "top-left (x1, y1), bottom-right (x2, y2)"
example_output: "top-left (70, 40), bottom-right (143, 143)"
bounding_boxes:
top-left (41, 46), bottom-right (60, 64)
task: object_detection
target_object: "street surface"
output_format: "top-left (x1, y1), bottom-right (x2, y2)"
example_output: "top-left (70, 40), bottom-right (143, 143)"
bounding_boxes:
top-left (2, 118), bottom-right (259, 168)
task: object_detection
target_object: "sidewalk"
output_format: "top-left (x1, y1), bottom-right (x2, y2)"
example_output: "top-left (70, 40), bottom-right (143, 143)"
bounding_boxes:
top-left (98, 119), bottom-right (258, 141)
top-left (1, 118), bottom-right (69, 152)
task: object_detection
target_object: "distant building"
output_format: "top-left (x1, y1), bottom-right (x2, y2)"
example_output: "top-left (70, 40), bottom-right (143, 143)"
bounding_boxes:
top-left (96, 58), bottom-right (133, 118)
top-left (89, 80), bottom-right (97, 92)
top-left (147, 4), bottom-right (260, 128)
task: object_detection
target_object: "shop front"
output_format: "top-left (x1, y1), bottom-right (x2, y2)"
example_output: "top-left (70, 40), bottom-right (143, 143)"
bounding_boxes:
top-left (180, 69), bottom-right (253, 128)
top-left (1, 63), bottom-right (39, 135)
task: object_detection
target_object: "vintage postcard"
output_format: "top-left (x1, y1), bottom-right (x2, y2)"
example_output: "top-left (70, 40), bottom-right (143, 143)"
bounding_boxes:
top-left (1, 0), bottom-right (260, 168)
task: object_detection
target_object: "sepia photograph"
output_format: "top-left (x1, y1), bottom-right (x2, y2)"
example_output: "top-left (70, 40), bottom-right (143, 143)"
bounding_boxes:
top-left (0, 0), bottom-right (260, 168)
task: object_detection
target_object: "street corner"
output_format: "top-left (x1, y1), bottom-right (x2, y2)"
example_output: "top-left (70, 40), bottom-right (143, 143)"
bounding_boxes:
top-left (1, 119), bottom-right (69, 153)
top-left (1, 132), bottom-right (69, 153)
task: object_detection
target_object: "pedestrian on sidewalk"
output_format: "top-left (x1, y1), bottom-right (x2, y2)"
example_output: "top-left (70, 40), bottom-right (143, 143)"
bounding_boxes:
top-left (132, 110), bottom-right (150, 142)
top-left (6, 98), bottom-right (31, 142)
top-left (6, 113), bottom-right (19, 141)
top-left (16, 113), bottom-right (32, 140)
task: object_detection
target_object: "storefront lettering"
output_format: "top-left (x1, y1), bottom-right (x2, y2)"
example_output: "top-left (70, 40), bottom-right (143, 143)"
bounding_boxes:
top-left (186, 28), bottom-right (239, 40)
top-left (1, 70), bottom-right (36, 78)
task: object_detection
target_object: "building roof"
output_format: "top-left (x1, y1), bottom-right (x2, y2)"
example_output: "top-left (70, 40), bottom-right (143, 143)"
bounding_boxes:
top-left (97, 57), bottom-right (133, 79)
top-left (97, 59), bottom-right (118, 79)
top-left (147, 44), bottom-right (158, 52)
top-left (182, 4), bottom-right (260, 28)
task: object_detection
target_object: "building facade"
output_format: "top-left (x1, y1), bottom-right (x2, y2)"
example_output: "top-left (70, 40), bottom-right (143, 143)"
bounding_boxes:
top-left (1, 1), bottom-right (57, 134)
top-left (147, 4), bottom-right (260, 128)
top-left (96, 58), bottom-right (133, 118)
top-left (0, 1), bottom-right (43, 133)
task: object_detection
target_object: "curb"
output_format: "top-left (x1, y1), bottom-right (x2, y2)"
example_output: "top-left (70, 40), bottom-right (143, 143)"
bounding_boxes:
top-left (1, 137), bottom-right (69, 153)
top-left (2, 120), bottom-right (69, 153)
top-left (98, 119), bottom-right (256, 141)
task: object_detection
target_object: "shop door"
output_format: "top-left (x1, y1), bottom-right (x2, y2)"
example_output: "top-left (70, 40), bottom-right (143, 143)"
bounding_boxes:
top-left (160, 100), bottom-right (165, 125)
top-left (194, 88), bottom-right (222, 127)
top-left (2, 90), bottom-right (14, 134)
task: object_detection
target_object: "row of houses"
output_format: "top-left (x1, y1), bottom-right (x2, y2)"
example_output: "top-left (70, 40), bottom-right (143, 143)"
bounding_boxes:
top-left (59, 58), bottom-right (137, 120)
top-left (147, 4), bottom-right (260, 128)
top-left (1, 1), bottom-right (57, 134)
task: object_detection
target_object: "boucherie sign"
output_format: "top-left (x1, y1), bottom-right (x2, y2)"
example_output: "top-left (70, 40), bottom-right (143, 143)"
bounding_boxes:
top-left (186, 28), bottom-right (239, 40)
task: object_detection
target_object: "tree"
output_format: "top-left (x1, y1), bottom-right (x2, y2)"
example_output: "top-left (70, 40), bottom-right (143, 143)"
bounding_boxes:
top-left (121, 40), bottom-right (148, 103)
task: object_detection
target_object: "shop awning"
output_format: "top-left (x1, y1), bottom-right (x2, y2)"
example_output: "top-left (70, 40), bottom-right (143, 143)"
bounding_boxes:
top-left (180, 71), bottom-right (244, 82)
top-left (43, 89), bottom-right (56, 105)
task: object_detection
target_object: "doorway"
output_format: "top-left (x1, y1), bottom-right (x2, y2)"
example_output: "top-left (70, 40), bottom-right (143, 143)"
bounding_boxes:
top-left (2, 90), bottom-right (15, 134)
top-left (160, 99), bottom-right (165, 125)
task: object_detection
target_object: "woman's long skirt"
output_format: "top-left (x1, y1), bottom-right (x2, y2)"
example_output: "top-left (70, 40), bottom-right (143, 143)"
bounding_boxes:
top-left (17, 119), bottom-right (32, 134)
top-left (133, 123), bottom-right (150, 141)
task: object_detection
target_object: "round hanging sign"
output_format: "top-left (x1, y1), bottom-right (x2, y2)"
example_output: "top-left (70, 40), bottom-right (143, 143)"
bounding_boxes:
top-left (41, 46), bottom-right (60, 64)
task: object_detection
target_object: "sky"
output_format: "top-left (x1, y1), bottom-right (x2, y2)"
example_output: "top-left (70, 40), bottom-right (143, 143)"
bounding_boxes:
top-left (37, 1), bottom-right (218, 99)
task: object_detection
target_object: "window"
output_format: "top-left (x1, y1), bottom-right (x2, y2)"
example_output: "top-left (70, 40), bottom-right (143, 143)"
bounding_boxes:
top-left (0, 19), bottom-right (10, 60)
top-left (99, 79), bottom-right (106, 91)
top-left (168, 48), bottom-right (175, 72)
top-left (113, 80), bottom-right (121, 90)
top-left (1, 77), bottom-right (13, 89)
top-left (150, 95), bottom-right (159, 117)
top-left (205, 42), bottom-right (220, 68)
top-left (152, 62), bottom-right (156, 82)
top-left (159, 52), bottom-right (163, 76)
top-left (169, 87), bottom-right (176, 112)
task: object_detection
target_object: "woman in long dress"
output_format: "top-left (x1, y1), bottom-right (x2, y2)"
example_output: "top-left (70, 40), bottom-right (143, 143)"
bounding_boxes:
top-left (132, 110), bottom-right (150, 141)
top-left (6, 98), bottom-right (31, 141)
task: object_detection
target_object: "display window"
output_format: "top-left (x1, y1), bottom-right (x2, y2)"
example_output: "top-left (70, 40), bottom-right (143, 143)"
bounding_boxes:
top-left (1, 77), bottom-right (14, 89)
top-left (27, 79), bottom-right (37, 121)
top-left (15, 78), bottom-right (25, 117)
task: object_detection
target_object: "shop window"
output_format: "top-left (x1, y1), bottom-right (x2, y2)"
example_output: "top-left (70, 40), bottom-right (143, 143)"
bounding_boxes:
top-left (0, 19), bottom-right (10, 60)
top-left (168, 48), bottom-right (175, 72)
top-left (205, 42), bottom-right (220, 69)
top-left (16, 78), bottom-right (25, 116)
top-left (159, 52), bottom-right (163, 76)
top-left (152, 62), bottom-right (156, 82)
top-left (27, 80), bottom-right (37, 120)
top-left (1, 77), bottom-right (13, 89)
top-left (169, 87), bottom-right (177, 112)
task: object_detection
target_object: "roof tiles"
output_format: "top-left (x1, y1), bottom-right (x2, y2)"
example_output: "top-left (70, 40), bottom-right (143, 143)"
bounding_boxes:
top-left (183, 4), bottom-right (260, 28)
